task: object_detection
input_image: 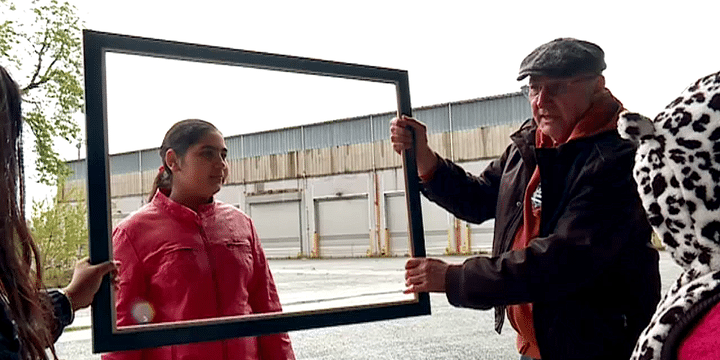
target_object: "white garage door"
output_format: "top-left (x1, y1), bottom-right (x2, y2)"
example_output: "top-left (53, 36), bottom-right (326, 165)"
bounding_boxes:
top-left (468, 219), bottom-right (494, 254)
top-left (385, 193), bottom-right (450, 257)
top-left (385, 193), bottom-right (411, 257)
top-left (249, 201), bottom-right (302, 258)
top-left (316, 196), bottom-right (369, 257)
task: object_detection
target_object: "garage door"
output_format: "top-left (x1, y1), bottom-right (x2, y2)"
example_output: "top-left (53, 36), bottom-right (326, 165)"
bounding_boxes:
top-left (385, 193), bottom-right (450, 257)
top-left (249, 200), bottom-right (302, 258)
top-left (385, 193), bottom-right (411, 256)
top-left (468, 219), bottom-right (494, 254)
top-left (315, 196), bottom-right (369, 257)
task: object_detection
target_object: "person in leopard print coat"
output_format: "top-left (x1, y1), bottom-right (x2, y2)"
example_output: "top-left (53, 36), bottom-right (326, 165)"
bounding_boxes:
top-left (618, 70), bottom-right (720, 360)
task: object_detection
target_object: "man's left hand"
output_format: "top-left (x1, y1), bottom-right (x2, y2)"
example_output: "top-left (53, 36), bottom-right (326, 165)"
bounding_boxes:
top-left (404, 257), bottom-right (448, 294)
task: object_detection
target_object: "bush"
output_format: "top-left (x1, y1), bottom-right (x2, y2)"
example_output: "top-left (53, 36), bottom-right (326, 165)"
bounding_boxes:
top-left (29, 182), bottom-right (88, 287)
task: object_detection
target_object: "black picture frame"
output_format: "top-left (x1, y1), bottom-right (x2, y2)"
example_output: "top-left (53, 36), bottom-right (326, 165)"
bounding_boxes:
top-left (83, 29), bottom-right (429, 353)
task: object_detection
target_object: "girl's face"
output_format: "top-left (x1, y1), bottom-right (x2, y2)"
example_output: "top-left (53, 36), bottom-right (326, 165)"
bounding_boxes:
top-left (168, 130), bottom-right (228, 201)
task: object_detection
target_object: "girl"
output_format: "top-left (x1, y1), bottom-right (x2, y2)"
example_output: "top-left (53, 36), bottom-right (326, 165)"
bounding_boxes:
top-left (0, 65), bottom-right (116, 359)
top-left (104, 119), bottom-right (294, 360)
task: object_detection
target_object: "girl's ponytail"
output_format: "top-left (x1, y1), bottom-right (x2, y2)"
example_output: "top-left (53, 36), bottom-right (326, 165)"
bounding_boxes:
top-left (148, 165), bottom-right (172, 202)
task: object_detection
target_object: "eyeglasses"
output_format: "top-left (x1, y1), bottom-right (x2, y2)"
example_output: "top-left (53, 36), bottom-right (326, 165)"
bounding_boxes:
top-left (521, 76), bottom-right (596, 100)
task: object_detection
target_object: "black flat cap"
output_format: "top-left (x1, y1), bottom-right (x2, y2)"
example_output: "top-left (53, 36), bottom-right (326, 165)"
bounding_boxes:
top-left (517, 38), bottom-right (606, 81)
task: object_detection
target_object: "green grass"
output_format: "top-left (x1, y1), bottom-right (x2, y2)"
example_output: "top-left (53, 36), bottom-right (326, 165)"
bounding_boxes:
top-left (64, 325), bottom-right (91, 332)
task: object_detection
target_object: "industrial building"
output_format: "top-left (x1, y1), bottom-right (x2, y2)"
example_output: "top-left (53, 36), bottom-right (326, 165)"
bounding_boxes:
top-left (65, 91), bottom-right (531, 258)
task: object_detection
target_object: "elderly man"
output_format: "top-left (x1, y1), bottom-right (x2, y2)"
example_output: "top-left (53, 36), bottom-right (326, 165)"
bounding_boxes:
top-left (391, 38), bottom-right (660, 360)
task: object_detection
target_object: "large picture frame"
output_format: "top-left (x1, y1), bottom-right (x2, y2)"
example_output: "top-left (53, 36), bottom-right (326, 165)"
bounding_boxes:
top-left (83, 30), bottom-right (429, 353)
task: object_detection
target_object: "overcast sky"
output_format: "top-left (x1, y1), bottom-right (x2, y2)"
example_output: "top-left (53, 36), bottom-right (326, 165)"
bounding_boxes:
top-left (22, 0), bottom-right (720, 201)
top-left (66, 0), bottom-right (720, 153)
top-left (72, 1), bottom-right (720, 105)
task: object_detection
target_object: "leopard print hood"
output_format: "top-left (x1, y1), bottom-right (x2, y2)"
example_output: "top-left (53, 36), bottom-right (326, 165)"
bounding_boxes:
top-left (618, 70), bottom-right (720, 360)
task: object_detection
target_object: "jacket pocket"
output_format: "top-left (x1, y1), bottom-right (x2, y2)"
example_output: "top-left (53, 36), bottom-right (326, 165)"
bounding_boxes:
top-left (225, 239), bottom-right (252, 253)
top-left (154, 245), bottom-right (206, 290)
top-left (542, 304), bottom-right (628, 360)
top-left (218, 239), bottom-right (254, 280)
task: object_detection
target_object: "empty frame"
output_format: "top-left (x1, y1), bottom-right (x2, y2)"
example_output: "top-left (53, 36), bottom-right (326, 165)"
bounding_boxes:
top-left (83, 30), bottom-right (429, 353)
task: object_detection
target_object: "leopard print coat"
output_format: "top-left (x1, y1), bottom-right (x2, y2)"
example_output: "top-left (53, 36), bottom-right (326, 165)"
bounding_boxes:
top-left (618, 70), bottom-right (720, 360)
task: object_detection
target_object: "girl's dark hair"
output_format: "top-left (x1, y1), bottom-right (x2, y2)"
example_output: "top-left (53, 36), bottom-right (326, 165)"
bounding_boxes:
top-left (0, 66), bottom-right (57, 359)
top-left (148, 119), bottom-right (219, 202)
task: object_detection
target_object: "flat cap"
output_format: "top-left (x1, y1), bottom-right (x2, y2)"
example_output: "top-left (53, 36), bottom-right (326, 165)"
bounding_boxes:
top-left (517, 38), bottom-right (606, 81)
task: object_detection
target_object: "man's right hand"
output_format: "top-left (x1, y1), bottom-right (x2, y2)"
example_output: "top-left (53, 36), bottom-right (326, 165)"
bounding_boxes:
top-left (389, 115), bottom-right (439, 178)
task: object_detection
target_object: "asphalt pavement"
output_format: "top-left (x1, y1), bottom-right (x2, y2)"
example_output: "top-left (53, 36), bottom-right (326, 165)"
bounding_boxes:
top-left (53, 250), bottom-right (683, 360)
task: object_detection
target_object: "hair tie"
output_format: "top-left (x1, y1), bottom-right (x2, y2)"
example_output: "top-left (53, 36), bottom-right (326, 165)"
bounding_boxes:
top-left (158, 165), bottom-right (165, 173)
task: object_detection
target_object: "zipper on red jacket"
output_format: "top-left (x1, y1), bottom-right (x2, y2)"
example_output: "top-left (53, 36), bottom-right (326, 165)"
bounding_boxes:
top-left (197, 222), bottom-right (230, 360)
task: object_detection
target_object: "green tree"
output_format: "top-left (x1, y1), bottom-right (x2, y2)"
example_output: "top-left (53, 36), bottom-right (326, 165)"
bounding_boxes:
top-left (29, 180), bottom-right (88, 287)
top-left (1, 0), bottom-right (84, 186)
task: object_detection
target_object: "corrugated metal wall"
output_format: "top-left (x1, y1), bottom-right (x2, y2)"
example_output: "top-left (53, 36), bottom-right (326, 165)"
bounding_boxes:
top-left (66, 92), bottom-right (530, 197)
top-left (241, 127), bottom-right (303, 157)
top-left (68, 161), bottom-right (87, 180)
top-left (65, 92), bottom-right (532, 258)
top-left (109, 152), bottom-right (139, 175)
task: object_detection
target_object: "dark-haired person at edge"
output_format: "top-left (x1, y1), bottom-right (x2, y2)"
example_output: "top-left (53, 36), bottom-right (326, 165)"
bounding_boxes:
top-left (103, 119), bottom-right (295, 360)
top-left (391, 38), bottom-right (661, 360)
top-left (0, 65), bottom-right (118, 360)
